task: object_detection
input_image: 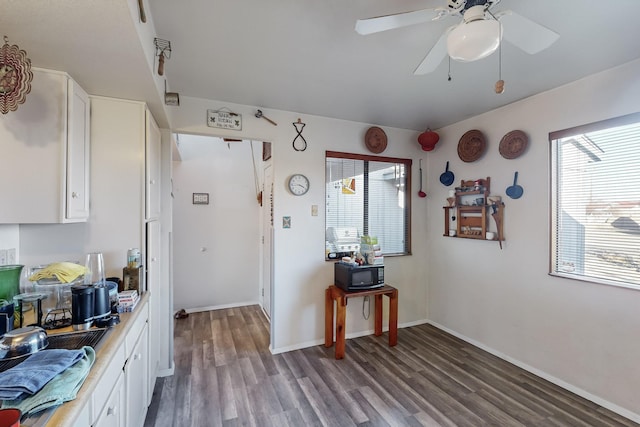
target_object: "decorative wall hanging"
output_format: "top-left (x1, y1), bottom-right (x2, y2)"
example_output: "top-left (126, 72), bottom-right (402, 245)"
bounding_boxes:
top-left (255, 109), bottom-right (277, 126)
top-left (154, 38), bottom-right (171, 76)
top-left (164, 80), bottom-right (179, 106)
top-left (457, 129), bottom-right (486, 162)
top-left (262, 141), bottom-right (272, 161)
top-left (364, 126), bottom-right (387, 154)
top-left (439, 161), bottom-right (455, 186)
top-left (506, 171), bottom-right (524, 199)
top-left (499, 130), bottom-right (528, 159)
top-left (292, 118), bottom-right (307, 151)
top-left (0, 36), bottom-right (33, 115)
top-left (137, 0), bottom-right (147, 23)
top-left (418, 128), bottom-right (439, 151)
top-left (207, 108), bottom-right (242, 130)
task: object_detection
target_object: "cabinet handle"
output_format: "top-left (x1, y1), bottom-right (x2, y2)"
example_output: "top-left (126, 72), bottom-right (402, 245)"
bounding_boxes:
top-left (71, 192), bottom-right (79, 198)
top-left (107, 406), bottom-right (117, 416)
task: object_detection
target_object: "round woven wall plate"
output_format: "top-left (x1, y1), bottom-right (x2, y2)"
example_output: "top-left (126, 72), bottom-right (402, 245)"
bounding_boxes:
top-left (499, 130), bottom-right (528, 159)
top-left (457, 129), bottom-right (486, 162)
top-left (365, 126), bottom-right (388, 154)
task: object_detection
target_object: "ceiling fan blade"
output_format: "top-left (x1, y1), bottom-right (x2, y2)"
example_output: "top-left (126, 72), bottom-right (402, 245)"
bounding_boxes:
top-left (355, 8), bottom-right (443, 35)
top-left (413, 26), bottom-right (455, 75)
top-left (498, 10), bottom-right (559, 54)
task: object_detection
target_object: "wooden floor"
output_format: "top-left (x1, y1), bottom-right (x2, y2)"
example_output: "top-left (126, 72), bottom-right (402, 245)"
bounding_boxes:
top-left (144, 305), bottom-right (638, 427)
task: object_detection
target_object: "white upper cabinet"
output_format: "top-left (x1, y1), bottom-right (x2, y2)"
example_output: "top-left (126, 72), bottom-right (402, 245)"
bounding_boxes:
top-left (145, 109), bottom-right (161, 221)
top-left (0, 68), bottom-right (90, 223)
top-left (66, 78), bottom-right (91, 220)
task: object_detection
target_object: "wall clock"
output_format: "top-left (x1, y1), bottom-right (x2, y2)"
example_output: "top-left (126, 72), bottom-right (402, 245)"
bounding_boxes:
top-left (288, 174), bottom-right (310, 196)
top-left (0, 36), bottom-right (33, 115)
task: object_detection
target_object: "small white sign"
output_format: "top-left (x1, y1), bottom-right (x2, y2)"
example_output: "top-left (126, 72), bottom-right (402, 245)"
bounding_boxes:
top-left (207, 109), bottom-right (242, 130)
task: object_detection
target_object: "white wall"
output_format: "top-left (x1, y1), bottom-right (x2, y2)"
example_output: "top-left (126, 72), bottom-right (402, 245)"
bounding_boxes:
top-left (426, 58), bottom-right (640, 421)
top-left (0, 225), bottom-right (20, 264)
top-left (168, 99), bottom-right (430, 352)
top-left (171, 134), bottom-right (262, 311)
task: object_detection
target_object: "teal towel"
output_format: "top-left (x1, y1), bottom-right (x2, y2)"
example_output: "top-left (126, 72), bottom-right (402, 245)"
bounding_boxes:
top-left (2, 346), bottom-right (95, 416)
top-left (0, 348), bottom-right (86, 400)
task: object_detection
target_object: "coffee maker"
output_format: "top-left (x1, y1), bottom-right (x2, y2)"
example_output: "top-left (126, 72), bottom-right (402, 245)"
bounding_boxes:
top-left (71, 285), bottom-right (94, 331)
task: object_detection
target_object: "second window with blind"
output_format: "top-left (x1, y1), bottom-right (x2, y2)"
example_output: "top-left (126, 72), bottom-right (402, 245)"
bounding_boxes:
top-left (550, 112), bottom-right (640, 289)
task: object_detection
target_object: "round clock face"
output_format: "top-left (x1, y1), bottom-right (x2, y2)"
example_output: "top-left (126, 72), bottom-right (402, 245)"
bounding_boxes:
top-left (288, 174), bottom-right (310, 196)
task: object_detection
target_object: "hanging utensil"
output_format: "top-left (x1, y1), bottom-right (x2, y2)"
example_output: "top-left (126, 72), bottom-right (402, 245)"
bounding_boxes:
top-left (491, 203), bottom-right (503, 249)
top-left (439, 161), bottom-right (454, 186)
top-left (418, 159), bottom-right (426, 198)
top-left (255, 109), bottom-right (278, 126)
top-left (506, 171), bottom-right (524, 199)
top-left (137, 0), bottom-right (146, 22)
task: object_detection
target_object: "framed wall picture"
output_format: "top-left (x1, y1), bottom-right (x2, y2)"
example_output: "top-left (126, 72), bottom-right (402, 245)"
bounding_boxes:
top-left (192, 193), bottom-right (209, 205)
top-left (263, 141), bottom-right (272, 161)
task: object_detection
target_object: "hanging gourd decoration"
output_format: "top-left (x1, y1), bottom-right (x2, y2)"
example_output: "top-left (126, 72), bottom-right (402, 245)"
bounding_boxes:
top-left (0, 36), bottom-right (33, 115)
top-left (418, 128), bottom-right (440, 151)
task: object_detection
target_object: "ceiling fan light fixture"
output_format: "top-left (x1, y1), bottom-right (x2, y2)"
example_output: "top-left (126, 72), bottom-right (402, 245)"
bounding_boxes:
top-left (447, 19), bottom-right (501, 62)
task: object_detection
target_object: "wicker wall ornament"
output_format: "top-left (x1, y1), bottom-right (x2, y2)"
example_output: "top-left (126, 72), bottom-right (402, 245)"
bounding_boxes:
top-left (0, 36), bottom-right (33, 114)
top-left (457, 129), bottom-right (486, 162)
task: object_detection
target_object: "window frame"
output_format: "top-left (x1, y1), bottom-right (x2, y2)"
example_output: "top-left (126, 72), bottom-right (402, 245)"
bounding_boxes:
top-left (325, 150), bottom-right (412, 259)
top-left (549, 112), bottom-right (640, 290)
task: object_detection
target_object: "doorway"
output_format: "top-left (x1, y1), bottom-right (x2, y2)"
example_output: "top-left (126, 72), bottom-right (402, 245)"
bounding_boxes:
top-left (171, 135), bottom-right (265, 312)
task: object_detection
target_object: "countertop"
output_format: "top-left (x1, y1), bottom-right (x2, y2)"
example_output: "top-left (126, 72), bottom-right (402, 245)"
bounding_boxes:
top-left (20, 292), bottom-right (150, 427)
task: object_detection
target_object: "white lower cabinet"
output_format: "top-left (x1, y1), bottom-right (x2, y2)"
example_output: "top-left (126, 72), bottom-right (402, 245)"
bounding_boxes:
top-left (72, 301), bottom-right (150, 427)
top-left (125, 322), bottom-right (149, 427)
top-left (94, 372), bottom-right (126, 427)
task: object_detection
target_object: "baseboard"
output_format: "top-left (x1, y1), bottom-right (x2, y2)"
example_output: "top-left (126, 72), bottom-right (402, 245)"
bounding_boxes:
top-left (183, 300), bottom-right (260, 314)
top-left (270, 318), bottom-right (430, 355)
top-left (157, 365), bottom-right (175, 378)
top-left (427, 320), bottom-right (640, 424)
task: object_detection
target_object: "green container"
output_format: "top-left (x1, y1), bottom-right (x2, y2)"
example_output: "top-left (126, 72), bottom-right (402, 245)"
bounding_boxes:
top-left (0, 265), bottom-right (23, 328)
top-left (0, 265), bottom-right (23, 301)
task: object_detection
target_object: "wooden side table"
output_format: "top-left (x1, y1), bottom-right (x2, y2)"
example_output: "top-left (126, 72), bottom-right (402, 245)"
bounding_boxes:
top-left (324, 284), bottom-right (398, 359)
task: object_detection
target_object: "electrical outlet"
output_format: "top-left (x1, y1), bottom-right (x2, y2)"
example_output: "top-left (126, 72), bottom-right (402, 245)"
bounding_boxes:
top-left (7, 248), bottom-right (16, 264)
top-left (0, 250), bottom-right (7, 266)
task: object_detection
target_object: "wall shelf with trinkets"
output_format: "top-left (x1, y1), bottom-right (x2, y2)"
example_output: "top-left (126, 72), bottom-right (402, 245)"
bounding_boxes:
top-left (443, 177), bottom-right (505, 245)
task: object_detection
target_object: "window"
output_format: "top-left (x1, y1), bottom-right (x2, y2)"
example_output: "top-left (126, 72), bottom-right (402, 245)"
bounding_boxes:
top-left (550, 112), bottom-right (640, 289)
top-left (325, 151), bottom-right (411, 260)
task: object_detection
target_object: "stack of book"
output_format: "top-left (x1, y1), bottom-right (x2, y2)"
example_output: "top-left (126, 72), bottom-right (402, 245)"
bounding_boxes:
top-left (117, 290), bottom-right (140, 313)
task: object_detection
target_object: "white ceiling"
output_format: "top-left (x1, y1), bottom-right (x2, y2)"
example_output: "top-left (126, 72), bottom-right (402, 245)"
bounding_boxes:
top-left (3, 0), bottom-right (640, 131)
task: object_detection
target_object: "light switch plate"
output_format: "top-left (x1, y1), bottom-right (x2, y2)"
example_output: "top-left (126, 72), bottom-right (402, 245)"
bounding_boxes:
top-left (311, 205), bottom-right (318, 216)
top-left (7, 248), bottom-right (16, 264)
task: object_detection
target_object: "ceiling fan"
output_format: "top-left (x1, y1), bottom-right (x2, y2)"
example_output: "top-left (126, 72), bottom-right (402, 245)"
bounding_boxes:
top-left (355, 0), bottom-right (559, 75)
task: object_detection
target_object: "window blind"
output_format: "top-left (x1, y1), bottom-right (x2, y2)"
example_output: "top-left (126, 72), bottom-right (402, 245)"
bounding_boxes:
top-left (325, 152), bottom-right (411, 258)
top-left (551, 113), bottom-right (640, 288)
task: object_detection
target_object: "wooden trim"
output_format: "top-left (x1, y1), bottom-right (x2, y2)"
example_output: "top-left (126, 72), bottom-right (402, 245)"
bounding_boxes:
top-left (326, 150), bottom-right (412, 165)
top-left (325, 151), bottom-right (413, 256)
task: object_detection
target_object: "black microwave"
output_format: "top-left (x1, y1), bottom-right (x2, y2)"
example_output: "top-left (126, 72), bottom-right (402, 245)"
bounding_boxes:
top-left (334, 263), bottom-right (384, 291)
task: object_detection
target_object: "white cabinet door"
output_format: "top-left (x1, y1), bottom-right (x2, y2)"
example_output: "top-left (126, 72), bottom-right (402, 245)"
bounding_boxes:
top-left (146, 220), bottom-right (160, 399)
top-left (0, 68), bottom-right (90, 223)
top-left (65, 78), bottom-right (90, 221)
top-left (95, 371), bottom-right (126, 427)
top-left (125, 323), bottom-right (149, 427)
top-left (145, 109), bottom-right (161, 221)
